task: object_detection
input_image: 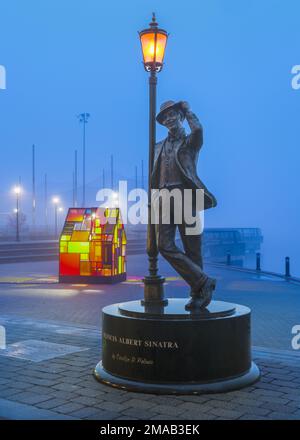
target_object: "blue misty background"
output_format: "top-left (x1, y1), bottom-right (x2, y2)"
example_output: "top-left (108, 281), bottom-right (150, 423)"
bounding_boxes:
top-left (0, 0), bottom-right (299, 275)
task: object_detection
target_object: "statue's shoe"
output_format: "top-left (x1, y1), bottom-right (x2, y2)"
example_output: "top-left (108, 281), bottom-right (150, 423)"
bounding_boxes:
top-left (185, 277), bottom-right (217, 311)
top-left (185, 296), bottom-right (206, 310)
top-left (200, 277), bottom-right (217, 308)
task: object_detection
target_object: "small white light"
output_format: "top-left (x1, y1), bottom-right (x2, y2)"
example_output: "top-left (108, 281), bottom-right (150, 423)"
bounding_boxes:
top-left (52, 196), bottom-right (60, 204)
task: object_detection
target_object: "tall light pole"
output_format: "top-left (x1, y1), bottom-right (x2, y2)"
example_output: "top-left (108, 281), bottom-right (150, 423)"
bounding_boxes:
top-left (139, 13), bottom-right (168, 304)
top-left (13, 186), bottom-right (22, 241)
top-left (52, 196), bottom-right (60, 237)
top-left (44, 173), bottom-right (48, 233)
top-left (58, 206), bottom-right (63, 231)
top-left (111, 154), bottom-right (114, 190)
top-left (78, 113), bottom-right (90, 207)
top-left (74, 149), bottom-right (78, 207)
top-left (135, 165), bottom-right (138, 189)
top-left (32, 144), bottom-right (36, 231)
top-left (141, 159), bottom-right (144, 189)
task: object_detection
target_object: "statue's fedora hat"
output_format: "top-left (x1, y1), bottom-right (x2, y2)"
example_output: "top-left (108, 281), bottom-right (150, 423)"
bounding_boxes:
top-left (156, 100), bottom-right (184, 125)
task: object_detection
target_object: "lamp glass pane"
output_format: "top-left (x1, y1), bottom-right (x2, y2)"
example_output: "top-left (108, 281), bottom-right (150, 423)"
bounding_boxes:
top-left (155, 32), bottom-right (167, 64)
top-left (140, 32), bottom-right (156, 63)
top-left (140, 32), bottom-right (167, 64)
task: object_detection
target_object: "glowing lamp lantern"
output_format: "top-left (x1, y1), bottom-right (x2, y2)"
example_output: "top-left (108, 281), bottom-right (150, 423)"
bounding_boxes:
top-left (139, 13), bottom-right (168, 72)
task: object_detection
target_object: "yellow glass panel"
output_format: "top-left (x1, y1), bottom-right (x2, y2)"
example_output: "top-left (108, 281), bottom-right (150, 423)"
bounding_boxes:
top-left (71, 231), bottom-right (90, 242)
top-left (118, 256), bottom-right (122, 274)
top-left (68, 242), bottom-right (90, 253)
top-left (60, 242), bottom-right (68, 253)
top-left (61, 235), bottom-right (71, 241)
top-left (94, 245), bottom-right (101, 261)
top-left (80, 253), bottom-right (89, 261)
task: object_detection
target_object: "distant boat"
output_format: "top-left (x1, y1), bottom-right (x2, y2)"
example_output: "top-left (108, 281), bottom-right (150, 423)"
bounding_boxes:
top-left (202, 228), bottom-right (263, 266)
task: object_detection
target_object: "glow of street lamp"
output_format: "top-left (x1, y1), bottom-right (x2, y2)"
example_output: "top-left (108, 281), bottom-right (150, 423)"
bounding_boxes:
top-left (13, 185), bottom-right (22, 195)
top-left (52, 196), bottom-right (60, 205)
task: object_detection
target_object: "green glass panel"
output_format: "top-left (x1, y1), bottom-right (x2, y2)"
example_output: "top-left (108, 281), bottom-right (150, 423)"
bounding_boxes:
top-left (68, 242), bottom-right (90, 254)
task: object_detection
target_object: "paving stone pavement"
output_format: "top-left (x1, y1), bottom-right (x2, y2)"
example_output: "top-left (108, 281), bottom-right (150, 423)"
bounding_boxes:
top-left (0, 314), bottom-right (299, 420)
top-left (0, 255), bottom-right (299, 420)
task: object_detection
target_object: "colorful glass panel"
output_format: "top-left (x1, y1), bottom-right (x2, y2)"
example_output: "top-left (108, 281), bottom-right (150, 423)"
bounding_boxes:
top-left (66, 208), bottom-right (85, 222)
top-left (59, 253), bottom-right (80, 275)
top-left (68, 242), bottom-right (89, 253)
top-left (71, 231), bottom-right (90, 242)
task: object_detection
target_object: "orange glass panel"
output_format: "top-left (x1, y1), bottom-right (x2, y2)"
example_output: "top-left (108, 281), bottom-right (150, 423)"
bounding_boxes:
top-left (71, 231), bottom-right (90, 242)
top-left (66, 208), bottom-right (85, 222)
top-left (80, 261), bottom-right (91, 276)
top-left (102, 268), bottom-right (112, 276)
top-left (140, 32), bottom-right (167, 64)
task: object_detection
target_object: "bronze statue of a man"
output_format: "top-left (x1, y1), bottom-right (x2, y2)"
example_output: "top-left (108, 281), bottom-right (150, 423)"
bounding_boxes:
top-left (151, 100), bottom-right (217, 309)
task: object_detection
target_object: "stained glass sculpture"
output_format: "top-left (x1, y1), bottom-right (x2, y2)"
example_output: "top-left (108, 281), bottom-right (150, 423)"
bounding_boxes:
top-left (59, 207), bottom-right (127, 283)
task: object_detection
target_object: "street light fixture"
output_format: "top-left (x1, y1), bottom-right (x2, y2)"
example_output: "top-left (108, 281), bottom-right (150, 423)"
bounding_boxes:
top-left (13, 185), bottom-right (22, 241)
top-left (139, 13), bottom-right (168, 73)
top-left (139, 13), bottom-right (169, 305)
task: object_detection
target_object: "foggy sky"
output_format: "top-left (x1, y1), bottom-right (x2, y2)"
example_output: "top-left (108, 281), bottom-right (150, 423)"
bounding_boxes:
top-left (0, 0), bottom-right (299, 275)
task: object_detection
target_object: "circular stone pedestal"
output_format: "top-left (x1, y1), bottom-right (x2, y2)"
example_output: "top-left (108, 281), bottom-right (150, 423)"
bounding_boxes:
top-left (94, 299), bottom-right (260, 394)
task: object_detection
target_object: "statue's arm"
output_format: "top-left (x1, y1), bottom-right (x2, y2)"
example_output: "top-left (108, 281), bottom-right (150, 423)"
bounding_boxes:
top-left (180, 102), bottom-right (203, 150)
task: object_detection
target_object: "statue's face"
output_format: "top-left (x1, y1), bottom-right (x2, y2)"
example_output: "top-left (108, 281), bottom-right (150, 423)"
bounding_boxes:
top-left (161, 108), bottom-right (184, 131)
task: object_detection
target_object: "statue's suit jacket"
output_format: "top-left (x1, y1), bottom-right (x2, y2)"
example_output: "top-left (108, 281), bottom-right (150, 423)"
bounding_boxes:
top-left (151, 112), bottom-right (217, 211)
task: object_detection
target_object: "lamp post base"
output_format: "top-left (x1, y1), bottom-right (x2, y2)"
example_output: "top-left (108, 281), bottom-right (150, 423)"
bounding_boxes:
top-left (142, 275), bottom-right (167, 305)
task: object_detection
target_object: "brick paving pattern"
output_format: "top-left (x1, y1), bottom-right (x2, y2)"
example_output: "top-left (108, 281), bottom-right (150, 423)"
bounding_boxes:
top-left (0, 255), bottom-right (299, 420)
top-left (0, 314), bottom-right (299, 420)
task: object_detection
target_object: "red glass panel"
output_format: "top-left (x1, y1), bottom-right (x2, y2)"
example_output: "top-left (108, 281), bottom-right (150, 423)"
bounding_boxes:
top-left (59, 253), bottom-right (80, 276)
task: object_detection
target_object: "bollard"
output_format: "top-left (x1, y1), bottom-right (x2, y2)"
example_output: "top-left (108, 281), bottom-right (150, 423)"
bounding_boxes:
top-left (226, 252), bottom-right (231, 265)
top-left (285, 256), bottom-right (291, 278)
top-left (0, 325), bottom-right (6, 350)
top-left (256, 252), bottom-right (261, 271)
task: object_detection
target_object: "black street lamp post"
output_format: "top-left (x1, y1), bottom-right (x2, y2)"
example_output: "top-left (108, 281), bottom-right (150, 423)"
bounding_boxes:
top-left (52, 196), bottom-right (60, 238)
top-left (14, 186), bottom-right (21, 242)
top-left (139, 13), bottom-right (168, 305)
top-left (78, 113), bottom-right (90, 207)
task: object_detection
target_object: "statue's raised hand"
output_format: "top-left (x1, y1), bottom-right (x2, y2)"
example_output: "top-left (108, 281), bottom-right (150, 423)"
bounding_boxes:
top-left (179, 101), bottom-right (190, 114)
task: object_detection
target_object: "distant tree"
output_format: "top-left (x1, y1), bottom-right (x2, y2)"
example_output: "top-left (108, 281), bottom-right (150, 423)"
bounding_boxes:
top-left (7, 212), bottom-right (27, 231)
